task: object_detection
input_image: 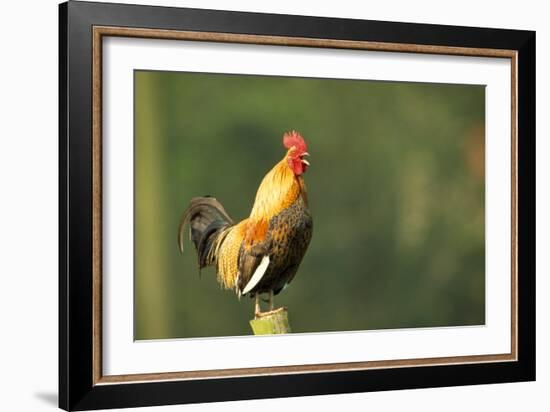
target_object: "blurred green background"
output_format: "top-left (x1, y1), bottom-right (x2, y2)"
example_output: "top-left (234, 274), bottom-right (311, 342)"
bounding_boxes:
top-left (134, 70), bottom-right (485, 340)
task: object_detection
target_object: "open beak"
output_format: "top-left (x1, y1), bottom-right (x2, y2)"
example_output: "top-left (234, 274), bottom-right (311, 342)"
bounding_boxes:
top-left (301, 152), bottom-right (310, 166)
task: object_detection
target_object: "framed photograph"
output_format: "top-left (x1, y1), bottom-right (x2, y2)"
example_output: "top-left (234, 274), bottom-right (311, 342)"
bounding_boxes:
top-left (59, 1), bottom-right (535, 410)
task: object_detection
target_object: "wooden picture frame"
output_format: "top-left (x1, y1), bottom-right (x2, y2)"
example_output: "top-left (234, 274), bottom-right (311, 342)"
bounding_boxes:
top-left (59, 1), bottom-right (535, 410)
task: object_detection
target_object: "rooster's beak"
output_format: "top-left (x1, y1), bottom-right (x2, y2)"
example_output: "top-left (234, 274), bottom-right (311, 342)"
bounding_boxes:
top-left (301, 152), bottom-right (310, 166)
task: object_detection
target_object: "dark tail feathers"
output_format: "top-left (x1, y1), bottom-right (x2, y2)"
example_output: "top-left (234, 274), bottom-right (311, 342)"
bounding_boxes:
top-left (178, 196), bottom-right (233, 269)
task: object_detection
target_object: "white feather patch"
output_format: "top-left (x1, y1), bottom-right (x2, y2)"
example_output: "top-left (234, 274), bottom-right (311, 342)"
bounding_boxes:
top-left (241, 255), bottom-right (270, 295)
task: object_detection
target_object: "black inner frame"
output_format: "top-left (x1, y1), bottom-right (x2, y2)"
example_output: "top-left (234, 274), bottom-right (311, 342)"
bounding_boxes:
top-left (59, 1), bottom-right (536, 410)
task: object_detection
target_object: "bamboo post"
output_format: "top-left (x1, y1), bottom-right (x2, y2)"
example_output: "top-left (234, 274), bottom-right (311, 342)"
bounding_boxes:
top-left (249, 307), bottom-right (291, 335)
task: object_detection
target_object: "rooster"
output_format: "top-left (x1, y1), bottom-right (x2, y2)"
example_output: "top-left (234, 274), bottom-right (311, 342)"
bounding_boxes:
top-left (178, 131), bottom-right (313, 317)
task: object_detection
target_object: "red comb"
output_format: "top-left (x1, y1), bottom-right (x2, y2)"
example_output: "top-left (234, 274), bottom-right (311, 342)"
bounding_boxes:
top-left (283, 130), bottom-right (307, 153)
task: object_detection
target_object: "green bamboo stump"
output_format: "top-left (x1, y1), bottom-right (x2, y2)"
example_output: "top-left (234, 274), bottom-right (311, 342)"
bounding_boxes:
top-left (249, 307), bottom-right (291, 335)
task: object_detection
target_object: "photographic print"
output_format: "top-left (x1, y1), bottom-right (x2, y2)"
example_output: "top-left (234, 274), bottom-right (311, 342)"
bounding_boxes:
top-left (134, 71), bottom-right (486, 340)
top-left (60, 3), bottom-right (534, 408)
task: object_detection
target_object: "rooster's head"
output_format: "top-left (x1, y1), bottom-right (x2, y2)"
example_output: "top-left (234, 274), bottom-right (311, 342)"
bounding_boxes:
top-left (283, 130), bottom-right (309, 176)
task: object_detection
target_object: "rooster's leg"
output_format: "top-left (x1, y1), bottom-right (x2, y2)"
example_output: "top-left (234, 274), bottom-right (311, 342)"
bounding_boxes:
top-left (254, 294), bottom-right (261, 317)
top-left (268, 290), bottom-right (274, 311)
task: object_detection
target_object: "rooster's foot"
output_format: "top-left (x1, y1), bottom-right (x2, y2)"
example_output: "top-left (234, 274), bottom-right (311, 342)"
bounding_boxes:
top-left (254, 306), bottom-right (286, 319)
